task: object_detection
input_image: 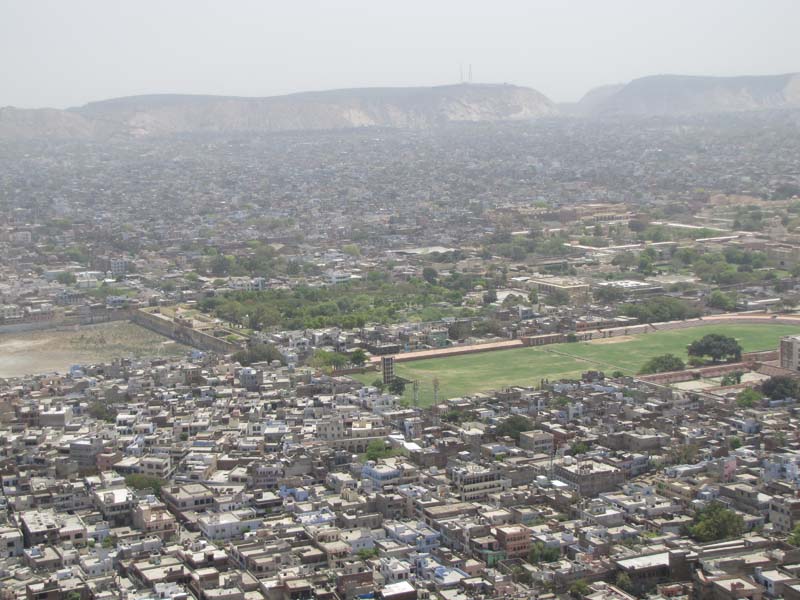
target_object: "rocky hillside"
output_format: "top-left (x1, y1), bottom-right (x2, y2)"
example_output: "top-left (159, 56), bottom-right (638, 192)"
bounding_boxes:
top-left (581, 73), bottom-right (800, 116)
top-left (0, 83), bottom-right (557, 139)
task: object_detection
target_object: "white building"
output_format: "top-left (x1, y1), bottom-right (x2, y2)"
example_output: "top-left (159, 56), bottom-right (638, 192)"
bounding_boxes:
top-left (198, 510), bottom-right (262, 541)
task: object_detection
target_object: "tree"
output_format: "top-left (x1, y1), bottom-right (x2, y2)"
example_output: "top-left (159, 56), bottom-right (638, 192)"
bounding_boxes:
top-left (341, 244), bottom-right (361, 257)
top-left (528, 541), bottom-right (560, 564)
top-left (594, 285), bottom-right (624, 303)
top-left (388, 378), bottom-right (406, 395)
top-left (729, 436), bottom-right (742, 450)
top-left (56, 271), bottom-right (76, 284)
top-left (612, 251), bottom-right (637, 270)
top-left (310, 350), bottom-right (349, 370)
top-left (637, 255), bottom-right (655, 276)
top-left (621, 296), bottom-right (700, 323)
top-left (570, 441), bottom-right (590, 455)
top-left (736, 388), bottom-right (763, 407)
top-left (102, 535), bottom-right (118, 549)
top-left (762, 376), bottom-right (800, 400)
top-left (707, 290), bottom-right (737, 311)
top-left (789, 523), bottom-right (800, 546)
top-left (371, 378), bottom-right (386, 392)
top-left (615, 572), bottom-right (633, 593)
top-left (638, 353), bottom-right (685, 374)
top-left (233, 343), bottom-right (283, 366)
top-left (88, 400), bottom-right (117, 423)
top-left (688, 334), bottom-right (742, 363)
top-left (569, 579), bottom-right (590, 598)
top-left (720, 371), bottom-right (743, 386)
top-left (483, 288), bottom-right (498, 305)
top-left (422, 267), bottom-right (438, 285)
top-left (357, 547), bottom-right (379, 560)
top-left (545, 288), bottom-right (571, 306)
top-left (125, 474), bottom-right (165, 495)
top-left (495, 415), bottom-right (533, 442)
top-left (350, 348), bottom-right (367, 367)
top-left (688, 502), bottom-right (744, 542)
top-left (365, 439), bottom-right (391, 461)
top-left (210, 253), bottom-right (234, 276)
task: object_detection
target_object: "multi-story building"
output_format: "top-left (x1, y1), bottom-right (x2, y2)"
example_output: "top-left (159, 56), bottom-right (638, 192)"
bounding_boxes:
top-left (92, 487), bottom-right (136, 526)
top-left (554, 458), bottom-right (624, 497)
top-left (519, 430), bottom-right (555, 454)
top-left (780, 335), bottom-right (800, 372)
top-left (446, 462), bottom-right (511, 501)
top-left (495, 524), bottom-right (531, 559)
top-left (770, 496), bottom-right (800, 533)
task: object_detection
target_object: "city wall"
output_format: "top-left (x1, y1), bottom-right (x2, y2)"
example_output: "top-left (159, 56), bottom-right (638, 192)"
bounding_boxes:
top-left (131, 309), bottom-right (240, 354)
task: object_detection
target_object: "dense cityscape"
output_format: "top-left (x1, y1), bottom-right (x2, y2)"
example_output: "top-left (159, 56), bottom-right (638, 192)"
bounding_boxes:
top-left (3, 4), bottom-right (800, 600)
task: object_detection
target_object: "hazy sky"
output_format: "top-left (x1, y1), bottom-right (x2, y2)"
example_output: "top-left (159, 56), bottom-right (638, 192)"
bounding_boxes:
top-left (2, 0), bottom-right (799, 108)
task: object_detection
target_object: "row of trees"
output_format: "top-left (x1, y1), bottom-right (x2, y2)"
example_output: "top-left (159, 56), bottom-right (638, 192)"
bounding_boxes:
top-left (310, 348), bottom-right (367, 370)
top-left (621, 297), bottom-right (700, 324)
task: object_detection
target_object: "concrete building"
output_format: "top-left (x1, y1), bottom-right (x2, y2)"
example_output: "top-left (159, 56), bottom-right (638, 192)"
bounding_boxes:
top-left (519, 430), bottom-right (555, 454)
top-left (554, 458), bottom-right (624, 497)
top-left (780, 335), bottom-right (800, 372)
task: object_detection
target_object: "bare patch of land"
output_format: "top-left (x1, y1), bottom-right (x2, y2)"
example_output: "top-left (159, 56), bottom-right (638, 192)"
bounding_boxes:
top-left (0, 321), bottom-right (188, 378)
top-left (587, 335), bottom-right (636, 345)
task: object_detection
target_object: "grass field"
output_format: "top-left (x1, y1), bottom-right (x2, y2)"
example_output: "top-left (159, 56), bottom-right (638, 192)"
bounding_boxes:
top-left (353, 323), bottom-right (799, 406)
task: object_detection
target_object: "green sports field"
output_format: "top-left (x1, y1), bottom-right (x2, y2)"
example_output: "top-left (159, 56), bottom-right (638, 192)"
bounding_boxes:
top-left (353, 323), bottom-right (799, 406)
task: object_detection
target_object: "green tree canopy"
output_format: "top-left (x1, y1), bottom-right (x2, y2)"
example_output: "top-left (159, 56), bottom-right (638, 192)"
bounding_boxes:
top-left (528, 541), bottom-right (560, 564)
top-left (594, 285), bottom-right (624, 303)
top-left (789, 523), bottom-right (800, 546)
top-left (365, 439), bottom-right (392, 462)
top-left (688, 502), bottom-right (744, 542)
top-left (56, 271), bottom-right (77, 285)
top-left (350, 348), bottom-right (367, 366)
top-left (762, 376), bottom-right (800, 400)
top-left (621, 296), bottom-right (700, 323)
top-left (125, 474), bottom-right (165, 494)
top-left (638, 353), bottom-right (685, 374)
top-left (233, 343), bottom-right (283, 366)
top-left (388, 378), bottom-right (406, 395)
top-left (495, 415), bottom-right (534, 442)
top-left (422, 267), bottom-right (438, 285)
top-left (611, 251), bottom-right (637, 270)
top-left (706, 290), bottom-right (737, 311)
top-left (736, 388), bottom-right (763, 408)
top-left (545, 288), bottom-right (571, 306)
top-left (688, 334), bottom-right (742, 363)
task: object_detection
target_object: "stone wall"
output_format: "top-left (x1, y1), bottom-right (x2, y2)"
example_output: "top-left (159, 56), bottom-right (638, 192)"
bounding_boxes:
top-left (131, 309), bottom-right (240, 354)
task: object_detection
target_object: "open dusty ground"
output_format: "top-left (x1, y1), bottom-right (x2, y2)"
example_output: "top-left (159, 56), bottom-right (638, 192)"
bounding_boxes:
top-left (0, 321), bottom-right (188, 378)
top-left (586, 335), bottom-right (636, 345)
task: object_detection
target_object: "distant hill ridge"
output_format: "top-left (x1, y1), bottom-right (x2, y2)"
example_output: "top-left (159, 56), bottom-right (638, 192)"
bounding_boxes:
top-left (0, 83), bottom-right (556, 139)
top-left (2, 73), bottom-right (800, 139)
top-left (578, 72), bottom-right (800, 116)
